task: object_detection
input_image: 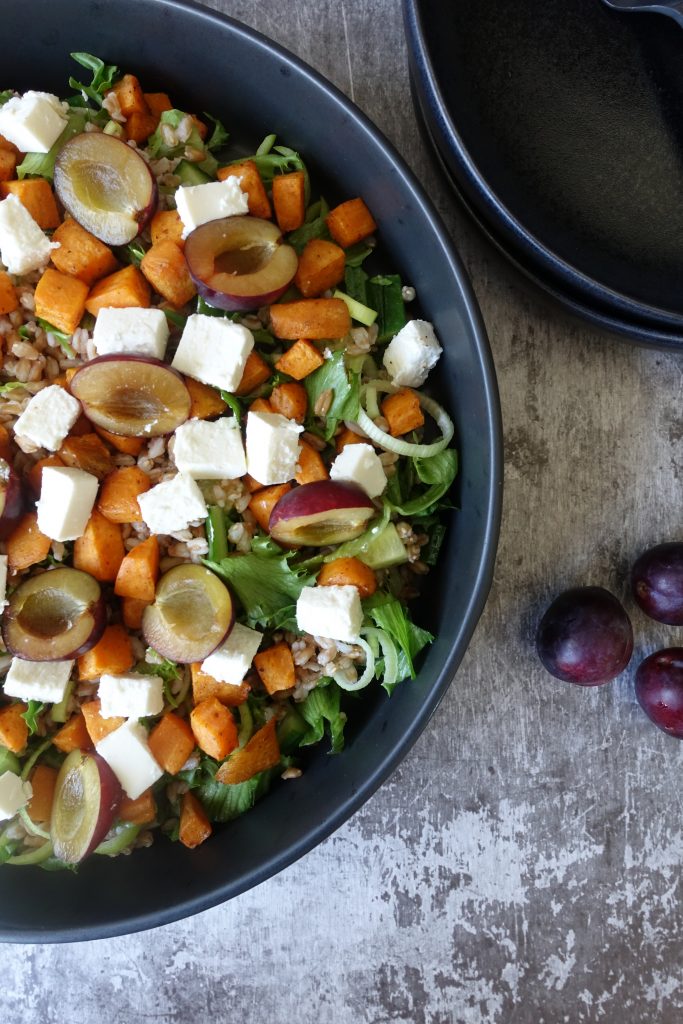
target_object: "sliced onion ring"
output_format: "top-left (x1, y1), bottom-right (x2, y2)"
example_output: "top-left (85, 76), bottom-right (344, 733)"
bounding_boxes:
top-left (332, 626), bottom-right (398, 693)
top-left (357, 382), bottom-right (454, 457)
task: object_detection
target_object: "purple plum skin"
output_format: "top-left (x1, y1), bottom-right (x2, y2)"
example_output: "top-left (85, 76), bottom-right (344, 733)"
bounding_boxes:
top-left (635, 648), bottom-right (683, 738)
top-left (631, 542), bottom-right (683, 625)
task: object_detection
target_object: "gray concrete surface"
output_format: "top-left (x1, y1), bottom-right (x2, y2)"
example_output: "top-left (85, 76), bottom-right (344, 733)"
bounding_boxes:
top-left (3, 1), bottom-right (683, 1020)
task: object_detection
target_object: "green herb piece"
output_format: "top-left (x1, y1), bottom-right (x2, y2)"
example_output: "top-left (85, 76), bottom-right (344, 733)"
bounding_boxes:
top-left (196, 296), bottom-right (240, 319)
top-left (299, 680), bottom-right (346, 753)
top-left (344, 265), bottom-right (368, 304)
top-left (220, 390), bottom-right (243, 420)
top-left (344, 242), bottom-right (373, 268)
top-left (241, 136), bottom-right (310, 203)
top-left (387, 449), bottom-right (458, 517)
top-left (120, 239), bottom-right (147, 267)
top-left (20, 702), bottom-right (45, 736)
top-left (287, 198), bottom-right (331, 253)
top-left (17, 326), bottom-right (31, 339)
top-left (205, 550), bottom-right (315, 631)
top-left (206, 506), bottom-right (228, 562)
top-left (364, 594), bottom-right (433, 682)
top-left (68, 52), bottom-right (120, 106)
top-left (366, 274), bottom-right (406, 342)
top-left (304, 349), bottom-right (360, 439)
top-left (136, 653), bottom-right (185, 709)
top-left (18, 108), bottom-right (89, 181)
top-left (147, 109), bottom-right (218, 177)
top-left (203, 112), bottom-right (230, 151)
top-left (163, 308), bottom-right (188, 329)
top-left (0, 91), bottom-right (13, 107)
top-left (36, 318), bottom-right (75, 357)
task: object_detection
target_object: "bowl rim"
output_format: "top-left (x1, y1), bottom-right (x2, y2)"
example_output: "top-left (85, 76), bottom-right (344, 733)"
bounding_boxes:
top-left (0, 0), bottom-right (503, 941)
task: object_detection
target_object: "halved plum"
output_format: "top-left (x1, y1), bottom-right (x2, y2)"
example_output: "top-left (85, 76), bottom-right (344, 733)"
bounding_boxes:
top-left (142, 564), bottom-right (234, 663)
top-left (3, 566), bottom-right (106, 661)
top-left (51, 750), bottom-right (123, 864)
top-left (69, 355), bottom-right (191, 437)
top-left (54, 132), bottom-right (157, 245)
top-left (0, 459), bottom-right (23, 540)
top-left (269, 481), bottom-right (375, 546)
top-left (184, 215), bottom-right (298, 311)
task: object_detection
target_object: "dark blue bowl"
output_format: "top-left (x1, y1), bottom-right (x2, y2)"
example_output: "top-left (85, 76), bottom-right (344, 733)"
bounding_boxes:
top-left (0, 0), bottom-right (502, 940)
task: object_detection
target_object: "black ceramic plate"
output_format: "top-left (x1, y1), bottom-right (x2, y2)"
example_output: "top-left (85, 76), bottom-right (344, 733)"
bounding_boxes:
top-left (0, 0), bottom-right (502, 941)
top-left (405, 0), bottom-right (683, 346)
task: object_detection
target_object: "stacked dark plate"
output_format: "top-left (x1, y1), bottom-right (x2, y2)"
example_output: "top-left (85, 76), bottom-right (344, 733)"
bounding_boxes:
top-left (405, 0), bottom-right (683, 349)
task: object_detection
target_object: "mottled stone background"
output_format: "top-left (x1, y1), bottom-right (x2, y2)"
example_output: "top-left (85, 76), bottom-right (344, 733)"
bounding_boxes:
top-left (3, 1), bottom-right (683, 1021)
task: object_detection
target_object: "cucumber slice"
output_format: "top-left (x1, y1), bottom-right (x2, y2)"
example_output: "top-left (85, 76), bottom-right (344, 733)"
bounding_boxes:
top-left (358, 522), bottom-right (409, 570)
top-left (176, 159), bottom-right (213, 186)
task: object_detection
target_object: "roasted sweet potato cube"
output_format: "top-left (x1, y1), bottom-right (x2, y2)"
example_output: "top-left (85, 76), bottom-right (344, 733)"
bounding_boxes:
top-left (0, 179), bottom-right (60, 229)
top-left (85, 265), bottom-right (151, 316)
top-left (0, 271), bottom-right (18, 315)
top-left (150, 209), bottom-right (184, 248)
top-left (184, 377), bottom-right (227, 420)
top-left (248, 483), bottom-right (291, 532)
top-left (148, 713), bottom-right (196, 775)
top-left (114, 536), bottom-right (160, 602)
top-left (275, 338), bottom-right (324, 381)
top-left (50, 219), bottom-right (118, 286)
top-left (119, 788), bottom-right (157, 826)
top-left (6, 513), bottom-right (51, 573)
top-left (0, 424), bottom-right (11, 462)
top-left (111, 74), bottom-right (149, 117)
top-left (247, 397), bottom-right (273, 416)
top-left (77, 624), bottom-right (134, 682)
top-left (218, 160), bottom-right (272, 219)
top-left (97, 466), bottom-right (151, 523)
top-left (144, 92), bottom-right (173, 118)
top-left (326, 197), bottom-right (377, 248)
top-left (335, 427), bottom-right (367, 453)
top-left (81, 700), bottom-right (125, 745)
top-left (121, 596), bottom-right (150, 631)
top-left (34, 268), bottom-right (89, 335)
top-left (215, 718), bottom-right (280, 785)
top-left (94, 426), bottom-right (145, 456)
top-left (73, 511), bottom-right (125, 582)
top-left (58, 433), bottom-right (113, 480)
top-left (179, 791), bottom-right (212, 849)
top-left (140, 239), bottom-right (196, 308)
top-left (190, 663), bottom-right (250, 707)
top-left (0, 703), bottom-right (28, 754)
top-left (190, 697), bottom-right (239, 761)
top-left (272, 170), bottom-right (306, 232)
top-left (235, 350), bottom-right (272, 395)
top-left (253, 642), bottom-right (296, 695)
top-left (0, 149), bottom-right (18, 183)
top-left (125, 110), bottom-right (158, 144)
top-left (295, 441), bottom-right (328, 484)
top-left (294, 239), bottom-right (346, 298)
top-left (27, 764), bottom-right (57, 823)
top-left (381, 388), bottom-right (425, 437)
top-left (269, 381), bottom-right (307, 422)
top-left (270, 298), bottom-right (350, 341)
top-left (52, 712), bottom-right (92, 753)
top-left (317, 556), bottom-right (377, 598)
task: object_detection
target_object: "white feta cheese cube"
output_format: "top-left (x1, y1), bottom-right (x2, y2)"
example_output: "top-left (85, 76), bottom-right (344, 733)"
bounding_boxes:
top-left (36, 467), bottom-right (99, 542)
top-left (0, 555), bottom-right (8, 612)
top-left (382, 319), bottom-right (442, 388)
top-left (171, 314), bottom-right (254, 392)
top-left (4, 657), bottom-right (74, 704)
top-left (175, 176), bottom-right (249, 238)
top-left (98, 672), bottom-right (164, 719)
top-left (137, 471), bottom-right (208, 535)
top-left (0, 771), bottom-right (32, 821)
top-left (330, 442), bottom-right (387, 499)
top-left (296, 585), bottom-right (363, 643)
top-left (173, 416), bottom-right (246, 479)
top-left (96, 720), bottom-right (163, 800)
top-left (201, 622), bottom-right (263, 685)
top-left (93, 307), bottom-right (170, 360)
top-left (13, 384), bottom-right (81, 452)
top-left (0, 91), bottom-right (67, 153)
top-left (0, 194), bottom-right (57, 275)
top-left (245, 410), bottom-right (303, 485)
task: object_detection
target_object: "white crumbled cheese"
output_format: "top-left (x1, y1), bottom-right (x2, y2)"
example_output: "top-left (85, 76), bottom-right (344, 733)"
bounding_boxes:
top-left (175, 176), bottom-right (249, 238)
top-left (96, 719), bottom-right (163, 800)
top-left (382, 319), bottom-right (443, 388)
top-left (201, 622), bottom-right (263, 685)
top-left (0, 91), bottom-right (67, 153)
top-left (93, 307), bottom-right (170, 360)
top-left (171, 314), bottom-right (254, 392)
top-left (98, 672), bottom-right (164, 719)
top-left (173, 416), bottom-right (246, 480)
top-left (0, 771), bottom-right (32, 821)
top-left (36, 467), bottom-right (99, 542)
top-left (245, 410), bottom-right (303, 486)
top-left (0, 194), bottom-right (57, 275)
top-left (13, 384), bottom-right (81, 452)
top-left (137, 471), bottom-right (208, 535)
top-left (4, 657), bottom-right (74, 704)
top-left (0, 555), bottom-right (8, 612)
top-left (296, 585), bottom-right (363, 643)
top-left (330, 442), bottom-right (387, 499)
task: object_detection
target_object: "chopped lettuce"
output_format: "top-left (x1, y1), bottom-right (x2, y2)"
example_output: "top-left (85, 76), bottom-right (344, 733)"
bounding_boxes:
top-left (298, 679), bottom-right (347, 753)
top-left (240, 134), bottom-right (310, 203)
top-left (386, 449), bottom-right (457, 517)
top-left (287, 198), bottom-right (331, 253)
top-left (147, 109), bottom-right (218, 176)
top-left (179, 755), bottom-right (274, 822)
top-left (20, 702), bottom-right (45, 736)
top-left (68, 52), bottom-right (119, 106)
top-left (17, 107), bottom-right (93, 180)
top-left (205, 550), bottom-right (315, 630)
top-left (203, 112), bottom-right (230, 152)
top-left (364, 594), bottom-right (433, 684)
top-left (304, 349), bottom-right (360, 439)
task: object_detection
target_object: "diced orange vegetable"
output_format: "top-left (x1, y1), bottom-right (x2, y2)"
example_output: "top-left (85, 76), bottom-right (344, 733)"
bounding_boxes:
top-left (381, 388), bottom-right (425, 437)
top-left (0, 135), bottom-right (20, 156)
top-left (97, 466), bottom-right (151, 523)
top-left (73, 511), bottom-right (125, 583)
top-left (85, 265), bottom-right (151, 316)
top-left (148, 712), bottom-right (196, 774)
top-left (58, 433), bottom-right (113, 480)
top-left (269, 381), bottom-right (307, 423)
top-left (140, 239), bottom-right (196, 308)
top-left (190, 663), bottom-right (250, 707)
top-left (81, 700), bottom-right (125, 745)
top-left (317, 556), bottom-right (377, 598)
top-left (294, 239), bottom-right (346, 298)
top-left (248, 483), bottom-right (291, 532)
top-left (0, 149), bottom-right (18, 183)
top-left (125, 109), bottom-right (158, 143)
top-left (272, 170), bottom-right (306, 232)
top-left (218, 160), bottom-right (272, 219)
top-left (184, 377), bottom-right (226, 420)
top-left (0, 703), bottom-right (28, 754)
top-left (144, 92), bottom-right (173, 118)
top-left (52, 712), bottom-right (92, 753)
top-left (247, 397), bottom-right (273, 416)
top-left (119, 788), bottom-right (157, 826)
top-left (190, 696), bottom-right (239, 761)
top-left (253, 642), bottom-right (296, 695)
top-left (34, 268), bottom-right (89, 335)
top-left (243, 474), bottom-right (265, 494)
top-left (150, 209), bottom-right (184, 248)
top-left (26, 455), bottom-right (64, 500)
top-left (0, 179), bottom-right (60, 229)
top-left (274, 338), bottom-right (324, 380)
top-left (295, 441), bottom-right (328, 484)
top-left (6, 513), bottom-right (51, 573)
top-left (68, 413), bottom-right (93, 438)
top-left (215, 718), bottom-right (280, 785)
top-left (0, 425), bottom-right (11, 463)
top-left (77, 624), bottom-right (134, 682)
top-left (326, 197), bottom-right (377, 248)
top-left (50, 219), bottom-right (118, 286)
top-left (121, 596), bottom-right (150, 630)
top-left (111, 74), bottom-right (149, 117)
top-left (179, 791), bottom-right (212, 849)
top-left (0, 271), bottom-right (18, 314)
top-left (114, 535), bottom-right (160, 602)
top-left (235, 350), bottom-right (272, 396)
top-left (27, 764), bottom-right (57, 824)
top-left (270, 298), bottom-right (351, 340)
top-left (94, 426), bottom-right (145, 456)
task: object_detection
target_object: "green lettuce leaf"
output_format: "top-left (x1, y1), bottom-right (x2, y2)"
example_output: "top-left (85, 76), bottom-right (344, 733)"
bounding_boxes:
top-left (287, 198), bottom-right (331, 253)
top-left (21, 701), bottom-right (45, 735)
top-left (68, 52), bottom-right (119, 106)
top-left (18, 108), bottom-right (91, 181)
top-left (203, 112), bottom-right (230, 151)
top-left (298, 680), bottom-right (347, 753)
top-left (364, 594), bottom-right (433, 683)
top-left (147, 109), bottom-right (217, 176)
top-left (179, 754), bottom-right (274, 822)
top-left (304, 349), bottom-right (359, 439)
top-left (387, 449), bottom-right (458, 517)
top-left (205, 551), bottom-right (315, 630)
